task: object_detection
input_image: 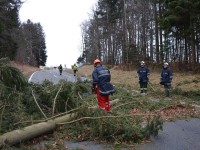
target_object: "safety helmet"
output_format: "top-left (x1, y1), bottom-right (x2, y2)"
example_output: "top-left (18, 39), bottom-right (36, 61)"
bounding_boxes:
top-left (164, 62), bottom-right (168, 66)
top-left (140, 61), bottom-right (145, 65)
top-left (93, 59), bottom-right (101, 65)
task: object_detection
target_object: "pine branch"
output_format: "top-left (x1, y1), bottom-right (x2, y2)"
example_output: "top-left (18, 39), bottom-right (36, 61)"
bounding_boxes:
top-left (32, 89), bottom-right (47, 119)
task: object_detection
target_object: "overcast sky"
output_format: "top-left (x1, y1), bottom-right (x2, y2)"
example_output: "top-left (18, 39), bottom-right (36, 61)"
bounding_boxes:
top-left (19, 0), bottom-right (97, 68)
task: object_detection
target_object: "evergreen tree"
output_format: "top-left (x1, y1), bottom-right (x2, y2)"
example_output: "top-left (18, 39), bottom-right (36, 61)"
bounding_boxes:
top-left (15, 20), bottom-right (47, 66)
top-left (0, 0), bottom-right (22, 59)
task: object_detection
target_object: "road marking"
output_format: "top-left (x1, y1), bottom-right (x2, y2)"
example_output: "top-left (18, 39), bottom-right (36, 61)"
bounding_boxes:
top-left (28, 71), bottom-right (40, 83)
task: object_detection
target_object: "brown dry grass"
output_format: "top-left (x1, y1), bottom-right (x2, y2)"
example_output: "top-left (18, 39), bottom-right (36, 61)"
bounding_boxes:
top-left (14, 61), bottom-right (200, 92)
top-left (72, 65), bottom-right (200, 92)
top-left (11, 61), bottom-right (40, 78)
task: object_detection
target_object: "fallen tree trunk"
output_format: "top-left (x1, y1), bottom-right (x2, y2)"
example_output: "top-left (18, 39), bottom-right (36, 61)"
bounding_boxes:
top-left (0, 99), bottom-right (119, 147)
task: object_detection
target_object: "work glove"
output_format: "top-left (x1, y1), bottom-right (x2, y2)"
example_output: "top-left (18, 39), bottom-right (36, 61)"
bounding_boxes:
top-left (91, 85), bottom-right (96, 94)
top-left (160, 81), bottom-right (164, 85)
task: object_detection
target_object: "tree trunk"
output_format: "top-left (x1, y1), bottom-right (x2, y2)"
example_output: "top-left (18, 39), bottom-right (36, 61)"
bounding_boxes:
top-left (0, 114), bottom-right (77, 147)
top-left (154, 2), bottom-right (159, 63)
top-left (0, 99), bottom-right (119, 147)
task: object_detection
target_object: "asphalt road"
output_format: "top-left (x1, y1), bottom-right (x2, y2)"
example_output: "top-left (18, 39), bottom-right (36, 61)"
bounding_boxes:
top-left (62, 119), bottom-right (200, 150)
top-left (136, 118), bottom-right (200, 150)
top-left (28, 69), bottom-right (88, 84)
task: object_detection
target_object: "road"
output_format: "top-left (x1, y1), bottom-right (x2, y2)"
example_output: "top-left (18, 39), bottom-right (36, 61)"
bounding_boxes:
top-left (136, 118), bottom-right (200, 150)
top-left (28, 69), bottom-right (88, 84)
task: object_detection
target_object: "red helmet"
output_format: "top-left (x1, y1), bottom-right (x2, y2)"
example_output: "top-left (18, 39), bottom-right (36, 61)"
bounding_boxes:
top-left (93, 59), bottom-right (101, 65)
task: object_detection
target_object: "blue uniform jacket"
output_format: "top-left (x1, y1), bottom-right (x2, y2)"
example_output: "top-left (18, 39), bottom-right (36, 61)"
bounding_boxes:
top-left (161, 67), bottom-right (173, 83)
top-left (137, 67), bottom-right (150, 82)
top-left (92, 65), bottom-right (115, 95)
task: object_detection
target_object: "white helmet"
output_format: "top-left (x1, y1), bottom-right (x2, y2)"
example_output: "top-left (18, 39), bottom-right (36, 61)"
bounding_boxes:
top-left (164, 62), bottom-right (168, 66)
top-left (140, 61), bottom-right (145, 64)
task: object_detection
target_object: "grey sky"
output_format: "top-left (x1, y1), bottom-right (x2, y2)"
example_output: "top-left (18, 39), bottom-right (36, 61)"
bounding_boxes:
top-left (19, 0), bottom-right (97, 67)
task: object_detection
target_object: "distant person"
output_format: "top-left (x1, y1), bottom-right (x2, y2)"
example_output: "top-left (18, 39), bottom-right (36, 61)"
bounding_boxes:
top-left (160, 62), bottom-right (173, 98)
top-left (92, 59), bottom-right (115, 112)
top-left (58, 64), bottom-right (63, 75)
top-left (71, 64), bottom-right (78, 76)
top-left (137, 61), bottom-right (150, 94)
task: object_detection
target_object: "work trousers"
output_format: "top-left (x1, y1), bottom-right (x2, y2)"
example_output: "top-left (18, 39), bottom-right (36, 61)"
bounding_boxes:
top-left (139, 81), bottom-right (148, 93)
top-left (164, 83), bottom-right (172, 97)
top-left (73, 70), bottom-right (77, 76)
top-left (59, 70), bottom-right (62, 75)
top-left (96, 86), bottom-right (110, 112)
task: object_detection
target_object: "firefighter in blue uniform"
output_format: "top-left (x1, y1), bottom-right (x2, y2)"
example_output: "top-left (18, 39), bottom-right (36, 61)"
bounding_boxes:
top-left (92, 59), bottom-right (115, 112)
top-left (160, 62), bottom-right (173, 98)
top-left (137, 61), bottom-right (150, 94)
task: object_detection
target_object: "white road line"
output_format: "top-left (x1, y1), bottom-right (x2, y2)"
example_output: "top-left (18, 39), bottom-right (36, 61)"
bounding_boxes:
top-left (28, 71), bottom-right (40, 83)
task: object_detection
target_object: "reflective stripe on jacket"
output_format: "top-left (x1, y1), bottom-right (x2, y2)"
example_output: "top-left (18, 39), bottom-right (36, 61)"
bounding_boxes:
top-left (92, 65), bottom-right (115, 95)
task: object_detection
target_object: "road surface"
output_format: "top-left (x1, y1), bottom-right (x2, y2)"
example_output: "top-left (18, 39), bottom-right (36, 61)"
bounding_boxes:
top-left (28, 69), bottom-right (88, 84)
top-left (136, 118), bottom-right (200, 150)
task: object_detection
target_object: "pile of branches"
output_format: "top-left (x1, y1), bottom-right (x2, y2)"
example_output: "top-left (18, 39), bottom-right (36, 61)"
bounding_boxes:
top-left (0, 58), bottom-right (163, 149)
top-left (0, 58), bottom-right (91, 132)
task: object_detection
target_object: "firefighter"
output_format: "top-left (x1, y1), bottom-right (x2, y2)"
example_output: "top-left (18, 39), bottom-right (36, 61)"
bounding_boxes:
top-left (58, 64), bottom-right (63, 75)
top-left (71, 64), bottom-right (78, 76)
top-left (92, 59), bottom-right (115, 112)
top-left (137, 61), bottom-right (150, 94)
top-left (160, 62), bottom-right (173, 98)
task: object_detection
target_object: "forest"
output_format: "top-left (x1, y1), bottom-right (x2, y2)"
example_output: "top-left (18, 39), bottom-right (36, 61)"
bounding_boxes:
top-left (78, 0), bottom-right (200, 71)
top-left (1, 0), bottom-right (200, 71)
top-left (0, 0), bottom-right (47, 67)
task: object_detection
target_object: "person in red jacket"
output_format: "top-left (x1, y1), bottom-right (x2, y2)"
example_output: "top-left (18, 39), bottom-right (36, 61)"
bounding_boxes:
top-left (92, 59), bottom-right (115, 112)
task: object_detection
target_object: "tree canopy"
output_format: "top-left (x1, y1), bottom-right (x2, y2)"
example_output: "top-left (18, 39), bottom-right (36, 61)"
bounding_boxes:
top-left (0, 0), bottom-right (47, 67)
top-left (78, 0), bottom-right (200, 71)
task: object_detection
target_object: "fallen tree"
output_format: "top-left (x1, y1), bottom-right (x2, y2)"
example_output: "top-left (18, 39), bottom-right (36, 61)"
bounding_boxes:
top-left (0, 99), bottom-right (119, 147)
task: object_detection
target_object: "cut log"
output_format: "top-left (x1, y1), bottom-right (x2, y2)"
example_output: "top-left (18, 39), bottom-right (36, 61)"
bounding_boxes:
top-left (0, 113), bottom-right (77, 147)
top-left (0, 99), bottom-right (119, 147)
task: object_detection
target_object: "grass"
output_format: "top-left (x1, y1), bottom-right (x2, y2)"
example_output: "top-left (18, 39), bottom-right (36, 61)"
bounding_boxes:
top-left (65, 65), bottom-right (200, 121)
top-left (72, 65), bottom-right (200, 98)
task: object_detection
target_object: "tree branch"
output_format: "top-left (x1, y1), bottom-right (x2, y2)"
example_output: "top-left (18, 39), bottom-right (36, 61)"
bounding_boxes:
top-left (31, 90), bottom-right (47, 119)
top-left (52, 83), bottom-right (63, 116)
top-left (57, 113), bottom-right (156, 125)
